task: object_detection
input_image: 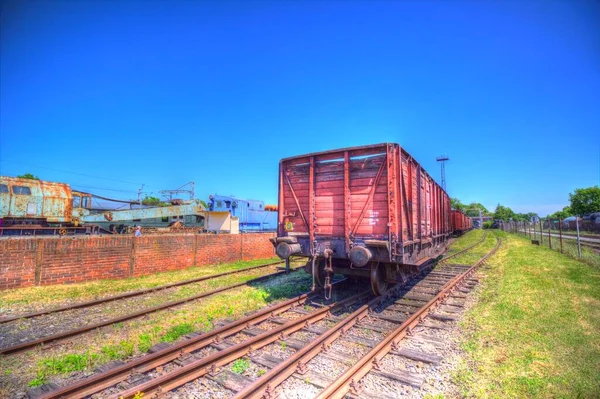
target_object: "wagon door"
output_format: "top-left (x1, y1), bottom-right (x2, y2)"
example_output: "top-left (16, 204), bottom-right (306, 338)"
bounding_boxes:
top-left (279, 160), bottom-right (310, 237)
top-left (41, 182), bottom-right (71, 223)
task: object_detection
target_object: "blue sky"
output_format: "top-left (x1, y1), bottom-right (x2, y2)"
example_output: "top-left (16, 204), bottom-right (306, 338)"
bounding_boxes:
top-left (1, 0), bottom-right (599, 216)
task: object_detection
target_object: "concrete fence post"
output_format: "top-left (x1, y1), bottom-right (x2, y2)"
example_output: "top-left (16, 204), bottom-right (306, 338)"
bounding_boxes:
top-left (576, 217), bottom-right (582, 259)
top-left (559, 218), bottom-right (563, 253)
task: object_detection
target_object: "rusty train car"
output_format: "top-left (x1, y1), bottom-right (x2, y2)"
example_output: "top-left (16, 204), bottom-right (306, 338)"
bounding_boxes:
top-left (271, 143), bottom-right (453, 296)
top-left (0, 176), bottom-right (98, 236)
top-left (450, 209), bottom-right (472, 235)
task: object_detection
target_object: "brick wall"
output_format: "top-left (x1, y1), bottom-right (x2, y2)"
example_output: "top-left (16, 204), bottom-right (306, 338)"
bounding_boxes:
top-left (0, 233), bottom-right (276, 290)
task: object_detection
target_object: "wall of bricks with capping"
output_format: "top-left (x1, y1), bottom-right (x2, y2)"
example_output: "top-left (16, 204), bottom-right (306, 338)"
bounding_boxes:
top-left (0, 232), bottom-right (276, 290)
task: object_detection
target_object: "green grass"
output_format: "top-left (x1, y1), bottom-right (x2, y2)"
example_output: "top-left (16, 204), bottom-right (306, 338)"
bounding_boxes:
top-left (446, 230), bottom-right (497, 266)
top-left (0, 257), bottom-right (281, 308)
top-left (446, 230), bottom-right (486, 255)
top-left (7, 270), bottom-right (312, 390)
top-left (518, 229), bottom-right (600, 269)
top-left (457, 230), bottom-right (600, 398)
top-left (28, 352), bottom-right (97, 387)
top-left (231, 358), bottom-right (250, 374)
top-left (161, 323), bottom-right (194, 343)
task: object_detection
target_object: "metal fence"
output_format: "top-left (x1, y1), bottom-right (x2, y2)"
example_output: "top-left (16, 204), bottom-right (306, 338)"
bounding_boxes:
top-left (499, 220), bottom-right (600, 267)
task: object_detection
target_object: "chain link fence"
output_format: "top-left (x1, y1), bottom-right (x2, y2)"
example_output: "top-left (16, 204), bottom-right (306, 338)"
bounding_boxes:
top-left (499, 220), bottom-right (600, 268)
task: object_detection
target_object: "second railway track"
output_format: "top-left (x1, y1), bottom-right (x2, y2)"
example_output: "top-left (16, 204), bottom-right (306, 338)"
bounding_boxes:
top-left (36, 230), bottom-right (499, 399)
top-left (0, 259), bottom-right (305, 356)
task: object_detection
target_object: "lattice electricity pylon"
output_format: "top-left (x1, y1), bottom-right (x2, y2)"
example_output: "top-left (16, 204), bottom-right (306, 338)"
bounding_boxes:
top-left (436, 155), bottom-right (450, 192)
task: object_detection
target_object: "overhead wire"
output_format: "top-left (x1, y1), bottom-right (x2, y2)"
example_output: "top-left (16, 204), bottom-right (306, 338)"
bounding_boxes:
top-left (0, 159), bottom-right (155, 187)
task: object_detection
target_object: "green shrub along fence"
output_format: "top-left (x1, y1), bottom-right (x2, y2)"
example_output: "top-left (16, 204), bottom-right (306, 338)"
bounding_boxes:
top-left (499, 221), bottom-right (600, 268)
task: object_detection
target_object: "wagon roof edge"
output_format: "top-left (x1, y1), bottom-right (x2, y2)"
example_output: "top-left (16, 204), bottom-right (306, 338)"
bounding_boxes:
top-left (279, 143), bottom-right (397, 162)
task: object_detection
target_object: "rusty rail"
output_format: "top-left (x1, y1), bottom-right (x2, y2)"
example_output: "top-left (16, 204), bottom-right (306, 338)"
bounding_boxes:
top-left (109, 289), bottom-right (372, 399)
top-left (235, 232), bottom-right (500, 399)
top-left (38, 231), bottom-right (494, 398)
top-left (316, 233), bottom-right (501, 399)
top-left (0, 265), bottom-right (305, 356)
top-left (0, 259), bottom-right (291, 325)
top-left (438, 230), bottom-right (488, 262)
top-left (38, 278), bottom-right (348, 399)
top-left (233, 284), bottom-right (404, 399)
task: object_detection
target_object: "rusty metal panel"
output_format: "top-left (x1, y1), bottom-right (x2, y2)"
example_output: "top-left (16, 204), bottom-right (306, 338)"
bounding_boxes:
top-left (0, 176), bottom-right (72, 223)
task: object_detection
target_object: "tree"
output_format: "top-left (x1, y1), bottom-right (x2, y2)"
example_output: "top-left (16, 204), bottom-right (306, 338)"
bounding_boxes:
top-left (569, 186), bottom-right (600, 216)
top-left (17, 173), bottom-right (40, 180)
top-left (465, 202), bottom-right (490, 217)
top-left (451, 198), bottom-right (466, 211)
top-left (548, 206), bottom-right (572, 220)
top-left (493, 204), bottom-right (515, 221)
top-left (513, 213), bottom-right (533, 222)
top-left (141, 196), bottom-right (169, 207)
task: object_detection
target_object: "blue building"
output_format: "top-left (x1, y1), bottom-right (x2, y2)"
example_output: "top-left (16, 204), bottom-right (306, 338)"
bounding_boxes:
top-left (208, 194), bottom-right (277, 232)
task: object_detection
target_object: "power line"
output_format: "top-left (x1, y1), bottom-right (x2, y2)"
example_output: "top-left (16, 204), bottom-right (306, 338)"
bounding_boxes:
top-left (70, 185), bottom-right (137, 194)
top-left (0, 159), bottom-right (148, 186)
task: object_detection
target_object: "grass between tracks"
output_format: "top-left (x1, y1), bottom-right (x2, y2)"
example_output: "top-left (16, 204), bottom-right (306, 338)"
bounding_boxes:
top-left (455, 230), bottom-right (600, 398)
top-left (446, 230), bottom-right (497, 266)
top-left (0, 262), bottom-right (311, 393)
top-left (0, 257), bottom-right (281, 310)
top-left (445, 229), bottom-right (485, 256)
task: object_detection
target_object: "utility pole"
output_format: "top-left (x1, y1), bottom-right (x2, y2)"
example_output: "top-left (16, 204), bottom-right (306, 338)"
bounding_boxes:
top-left (436, 155), bottom-right (450, 192)
top-left (137, 184), bottom-right (145, 207)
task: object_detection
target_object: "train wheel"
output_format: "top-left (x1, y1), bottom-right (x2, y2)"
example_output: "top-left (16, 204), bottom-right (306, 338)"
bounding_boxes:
top-left (370, 262), bottom-right (389, 296)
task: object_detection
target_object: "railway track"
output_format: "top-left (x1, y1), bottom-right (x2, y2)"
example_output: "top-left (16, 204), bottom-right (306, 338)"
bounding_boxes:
top-left (36, 231), bottom-right (498, 399)
top-left (0, 260), bottom-right (289, 325)
top-left (438, 230), bottom-right (488, 262)
top-left (0, 260), bottom-right (305, 356)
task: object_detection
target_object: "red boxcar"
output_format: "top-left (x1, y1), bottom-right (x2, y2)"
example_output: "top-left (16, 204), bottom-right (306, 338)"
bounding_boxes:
top-left (272, 143), bottom-right (452, 295)
top-left (450, 209), bottom-right (472, 234)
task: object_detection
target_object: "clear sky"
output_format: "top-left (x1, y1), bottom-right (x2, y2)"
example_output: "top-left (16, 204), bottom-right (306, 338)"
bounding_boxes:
top-left (1, 0), bottom-right (599, 216)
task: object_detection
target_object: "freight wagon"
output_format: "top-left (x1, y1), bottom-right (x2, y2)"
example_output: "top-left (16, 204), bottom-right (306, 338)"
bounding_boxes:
top-left (450, 209), bottom-right (472, 235)
top-left (271, 143), bottom-right (452, 296)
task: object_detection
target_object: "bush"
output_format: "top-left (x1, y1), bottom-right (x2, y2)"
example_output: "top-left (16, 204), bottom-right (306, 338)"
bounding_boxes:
top-left (483, 221), bottom-right (493, 229)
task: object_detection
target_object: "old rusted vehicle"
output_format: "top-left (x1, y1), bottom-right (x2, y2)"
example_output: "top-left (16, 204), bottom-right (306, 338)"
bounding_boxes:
top-left (271, 143), bottom-right (452, 296)
top-left (0, 176), bottom-right (99, 236)
top-left (450, 209), bottom-right (472, 235)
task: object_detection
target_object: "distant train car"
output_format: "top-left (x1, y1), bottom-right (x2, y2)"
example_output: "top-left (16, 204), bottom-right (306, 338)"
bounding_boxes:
top-left (450, 209), bottom-right (472, 235)
top-left (271, 143), bottom-right (452, 296)
top-left (209, 194), bottom-right (277, 232)
top-left (83, 202), bottom-right (208, 233)
top-left (0, 176), bottom-right (97, 236)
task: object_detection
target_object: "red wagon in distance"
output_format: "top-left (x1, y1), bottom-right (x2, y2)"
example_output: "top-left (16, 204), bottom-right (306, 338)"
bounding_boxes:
top-left (450, 209), bottom-right (472, 235)
top-left (271, 143), bottom-right (453, 296)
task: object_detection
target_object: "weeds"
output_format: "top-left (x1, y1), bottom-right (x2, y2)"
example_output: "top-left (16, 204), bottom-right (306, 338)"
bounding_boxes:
top-left (231, 358), bottom-right (250, 374)
top-left (161, 323), bottom-right (194, 343)
top-left (17, 270), bottom-right (312, 390)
